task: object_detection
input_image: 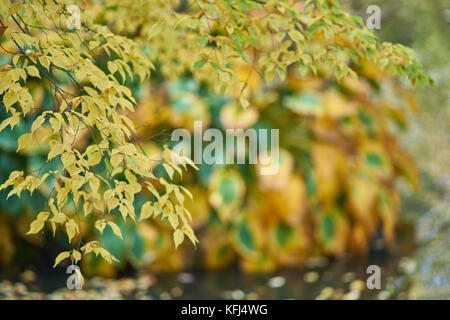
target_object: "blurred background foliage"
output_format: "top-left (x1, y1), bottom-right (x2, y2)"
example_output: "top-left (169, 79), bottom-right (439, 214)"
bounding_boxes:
top-left (0, 0), bottom-right (448, 297)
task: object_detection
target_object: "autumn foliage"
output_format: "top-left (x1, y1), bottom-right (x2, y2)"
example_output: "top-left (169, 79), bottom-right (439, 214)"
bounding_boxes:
top-left (0, 0), bottom-right (431, 278)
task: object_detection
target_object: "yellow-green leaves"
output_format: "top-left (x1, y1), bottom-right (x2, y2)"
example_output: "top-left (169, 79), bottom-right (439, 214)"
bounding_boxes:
top-left (97, 247), bottom-right (119, 264)
top-left (81, 241), bottom-right (119, 264)
top-left (0, 112), bottom-right (20, 132)
top-left (182, 225), bottom-right (198, 246)
top-left (95, 219), bottom-right (122, 239)
top-left (0, 171), bottom-right (23, 192)
top-left (2, 0), bottom-right (430, 272)
top-left (53, 250), bottom-right (83, 267)
top-left (147, 23), bottom-right (163, 40)
top-left (1, 171), bottom-right (49, 199)
top-left (0, 1), bottom-right (170, 270)
top-left (173, 225), bottom-right (199, 249)
top-left (26, 211), bottom-right (50, 235)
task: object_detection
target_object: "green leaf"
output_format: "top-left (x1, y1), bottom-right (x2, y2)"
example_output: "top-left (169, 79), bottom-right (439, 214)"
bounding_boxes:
top-left (198, 36), bottom-right (209, 48)
top-left (365, 152), bottom-right (384, 167)
top-left (284, 92), bottom-right (323, 115)
top-left (236, 221), bottom-right (254, 252)
top-left (275, 222), bottom-right (294, 247)
top-left (192, 60), bottom-right (205, 70)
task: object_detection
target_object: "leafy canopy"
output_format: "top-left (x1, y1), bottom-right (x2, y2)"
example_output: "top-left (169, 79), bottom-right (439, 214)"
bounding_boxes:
top-left (0, 0), bottom-right (431, 276)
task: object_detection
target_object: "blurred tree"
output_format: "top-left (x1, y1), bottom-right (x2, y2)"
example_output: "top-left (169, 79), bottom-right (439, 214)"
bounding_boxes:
top-left (0, 0), bottom-right (432, 276)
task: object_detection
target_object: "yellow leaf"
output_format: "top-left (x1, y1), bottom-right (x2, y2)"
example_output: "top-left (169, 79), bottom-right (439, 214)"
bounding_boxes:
top-left (50, 221), bottom-right (57, 237)
top-left (72, 249), bottom-right (82, 263)
top-left (61, 151), bottom-right (76, 168)
top-left (107, 197), bottom-right (119, 212)
top-left (26, 65), bottom-right (41, 78)
top-left (49, 118), bottom-right (61, 132)
top-left (180, 186), bottom-right (193, 200)
top-left (139, 201), bottom-right (153, 221)
top-left (174, 187), bottom-right (185, 205)
top-left (89, 176), bottom-right (100, 193)
top-left (17, 133), bottom-right (32, 152)
top-left (0, 170), bottom-right (23, 191)
top-left (119, 204), bottom-right (130, 220)
top-left (65, 219), bottom-right (79, 243)
top-left (9, 2), bottom-right (22, 15)
top-left (31, 115), bottom-right (45, 133)
top-left (104, 189), bottom-right (114, 200)
top-left (80, 241), bottom-right (99, 254)
top-left (53, 251), bottom-right (70, 267)
top-left (50, 211), bottom-right (68, 224)
top-left (48, 140), bottom-right (65, 160)
top-left (147, 23), bottom-right (163, 39)
top-left (168, 213), bottom-right (179, 229)
top-left (95, 219), bottom-right (106, 233)
top-left (111, 153), bottom-right (123, 167)
top-left (145, 182), bottom-right (160, 200)
top-left (182, 224), bottom-right (199, 246)
top-left (162, 163), bottom-right (174, 179)
top-left (96, 247), bottom-right (119, 264)
top-left (74, 267), bottom-right (85, 288)
top-left (87, 149), bottom-right (101, 166)
top-left (108, 222), bottom-right (123, 239)
top-left (107, 61), bottom-right (118, 74)
top-left (39, 56), bottom-right (51, 71)
top-left (26, 211), bottom-right (50, 235)
top-left (239, 97), bottom-right (250, 109)
top-left (3, 89), bottom-right (18, 110)
top-left (0, 116), bottom-right (15, 132)
top-left (173, 229), bottom-right (184, 248)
